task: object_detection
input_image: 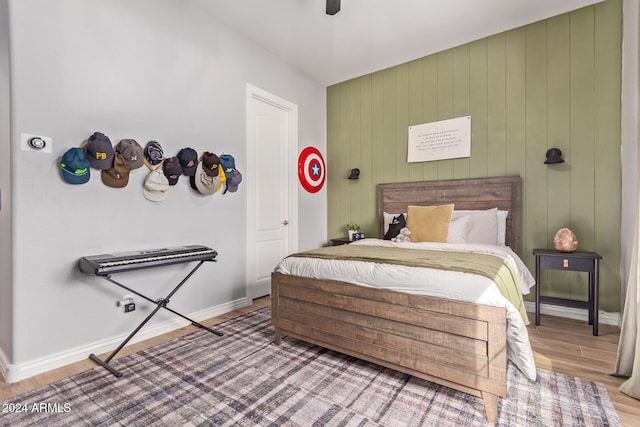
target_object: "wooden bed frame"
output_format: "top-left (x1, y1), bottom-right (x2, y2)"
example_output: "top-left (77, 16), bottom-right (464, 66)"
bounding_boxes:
top-left (377, 175), bottom-right (521, 256)
top-left (271, 176), bottom-right (522, 422)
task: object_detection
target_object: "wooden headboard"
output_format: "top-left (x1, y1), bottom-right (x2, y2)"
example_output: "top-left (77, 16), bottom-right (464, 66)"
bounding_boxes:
top-left (377, 176), bottom-right (521, 255)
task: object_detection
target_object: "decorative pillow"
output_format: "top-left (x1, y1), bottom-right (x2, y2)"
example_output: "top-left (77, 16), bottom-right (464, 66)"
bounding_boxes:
top-left (451, 208), bottom-right (498, 245)
top-left (405, 204), bottom-right (454, 243)
top-left (383, 212), bottom-right (406, 235)
top-left (447, 215), bottom-right (470, 244)
top-left (384, 214), bottom-right (406, 240)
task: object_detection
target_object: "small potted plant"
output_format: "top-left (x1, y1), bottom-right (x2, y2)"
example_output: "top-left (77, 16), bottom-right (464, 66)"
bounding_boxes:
top-left (346, 223), bottom-right (360, 241)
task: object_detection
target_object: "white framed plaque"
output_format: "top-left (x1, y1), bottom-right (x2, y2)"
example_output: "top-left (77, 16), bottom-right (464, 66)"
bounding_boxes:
top-left (407, 116), bottom-right (471, 163)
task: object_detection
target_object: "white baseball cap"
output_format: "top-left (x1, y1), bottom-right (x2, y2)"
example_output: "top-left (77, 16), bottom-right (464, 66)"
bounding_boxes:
top-left (143, 170), bottom-right (169, 202)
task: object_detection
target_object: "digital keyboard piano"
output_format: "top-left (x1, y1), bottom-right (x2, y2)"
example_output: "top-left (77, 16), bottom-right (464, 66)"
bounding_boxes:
top-left (78, 244), bottom-right (221, 377)
top-left (78, 245), bottom-right (217, 276)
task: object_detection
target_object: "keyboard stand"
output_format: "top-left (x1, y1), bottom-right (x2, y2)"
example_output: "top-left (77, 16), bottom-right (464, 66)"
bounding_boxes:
top-left (89, 259), bottom-right (223, 377)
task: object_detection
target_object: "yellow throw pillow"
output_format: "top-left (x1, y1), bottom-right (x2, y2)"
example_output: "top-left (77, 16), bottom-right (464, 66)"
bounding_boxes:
top-left (406, 204), bottom-right (455, 243)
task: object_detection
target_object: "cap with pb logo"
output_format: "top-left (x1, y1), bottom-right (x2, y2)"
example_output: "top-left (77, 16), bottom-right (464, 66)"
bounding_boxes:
top-left (85, 132), bottom-right (114, 170)
top-left (201, 152), bottom-right (220, 177)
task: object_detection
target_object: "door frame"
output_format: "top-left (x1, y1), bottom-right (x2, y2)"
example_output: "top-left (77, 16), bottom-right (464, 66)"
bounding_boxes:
top-left (245, 83), bottom-right (298, 300)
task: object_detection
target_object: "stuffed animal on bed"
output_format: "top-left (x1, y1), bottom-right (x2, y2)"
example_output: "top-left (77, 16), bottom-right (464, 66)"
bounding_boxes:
top-left (391, 227), bottom-right (411, 243)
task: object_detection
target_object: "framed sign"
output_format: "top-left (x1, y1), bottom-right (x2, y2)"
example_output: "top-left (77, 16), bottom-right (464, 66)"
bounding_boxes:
top-left (407, 116), bottom-right (471, 163)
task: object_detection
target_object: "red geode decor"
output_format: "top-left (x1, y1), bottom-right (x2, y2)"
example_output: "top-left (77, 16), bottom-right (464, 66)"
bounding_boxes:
top-left (554, 228), bottom-right (578, 252)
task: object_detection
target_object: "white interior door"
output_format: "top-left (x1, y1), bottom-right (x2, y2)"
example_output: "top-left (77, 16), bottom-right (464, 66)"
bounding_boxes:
top-left (246, 84), bottom-right (298, 299)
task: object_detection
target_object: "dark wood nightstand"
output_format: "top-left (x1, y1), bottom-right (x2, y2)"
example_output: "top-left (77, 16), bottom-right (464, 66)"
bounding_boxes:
top-left (533, 249), bottom-right (602, 336)
top-left (330, 237), bottom-right (352, 246)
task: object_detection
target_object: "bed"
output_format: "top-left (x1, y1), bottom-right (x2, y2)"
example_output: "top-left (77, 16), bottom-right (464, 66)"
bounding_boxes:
top-left (271, 175), bottom-right (533, 422)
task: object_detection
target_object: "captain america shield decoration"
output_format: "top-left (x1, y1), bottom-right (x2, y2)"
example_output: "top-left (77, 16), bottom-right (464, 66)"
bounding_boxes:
top-left (298, 147), bottom-right (325, 193)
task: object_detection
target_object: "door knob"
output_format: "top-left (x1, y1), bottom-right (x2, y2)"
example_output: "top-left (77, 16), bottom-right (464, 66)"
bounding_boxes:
top-left (282, 220), bottom-right (289, 225)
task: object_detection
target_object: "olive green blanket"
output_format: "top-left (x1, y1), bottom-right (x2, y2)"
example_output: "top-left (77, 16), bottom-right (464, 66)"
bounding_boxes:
top-left (290, 245), bottom-right (528, 324)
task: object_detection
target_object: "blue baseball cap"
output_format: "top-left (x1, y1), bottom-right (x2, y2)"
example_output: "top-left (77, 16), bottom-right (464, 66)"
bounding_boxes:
top-left (220, 154), bottom-right (236, 179)
top-left (60, 147), bottom-right (91, 184)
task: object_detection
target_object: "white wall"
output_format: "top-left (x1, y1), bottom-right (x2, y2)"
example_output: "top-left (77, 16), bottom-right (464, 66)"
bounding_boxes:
top-left (3, 0), bottom-right (326, 381)
top-left (0, 0), bottom-right (13, 374)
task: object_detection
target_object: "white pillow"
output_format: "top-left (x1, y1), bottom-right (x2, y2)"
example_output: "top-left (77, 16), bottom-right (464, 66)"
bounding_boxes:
top-left (452, 209), bottom-right (509, 246)
top-left (451, 208), bottom-right (499, 245)
top-left (496, 210), bottom-right (509, 246)
top-left (386, 209), bottom-right (508, 245)
top-left (447, 215), bottom-right (470, 243)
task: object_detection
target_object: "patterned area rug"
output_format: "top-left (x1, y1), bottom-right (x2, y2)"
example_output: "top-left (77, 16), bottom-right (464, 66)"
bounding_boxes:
top-left (1, 307), bottom-right (621, 426)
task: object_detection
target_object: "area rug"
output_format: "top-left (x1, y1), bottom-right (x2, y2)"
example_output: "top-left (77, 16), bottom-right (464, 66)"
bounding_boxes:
top-left (1, 307), bottom-right (621, 426)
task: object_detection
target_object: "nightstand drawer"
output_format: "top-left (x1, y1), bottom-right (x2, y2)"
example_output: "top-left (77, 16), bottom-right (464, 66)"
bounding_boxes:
top-left (539, 256), bottom-right (595, 272)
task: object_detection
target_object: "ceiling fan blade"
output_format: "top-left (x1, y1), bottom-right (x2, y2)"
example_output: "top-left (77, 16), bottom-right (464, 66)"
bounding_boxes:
top-left (326, 0), bottom-right (341, 15)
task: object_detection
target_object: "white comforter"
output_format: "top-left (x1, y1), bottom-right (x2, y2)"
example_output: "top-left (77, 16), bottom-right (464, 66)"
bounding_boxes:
top-left (274, 238), bottom-right (537, 380)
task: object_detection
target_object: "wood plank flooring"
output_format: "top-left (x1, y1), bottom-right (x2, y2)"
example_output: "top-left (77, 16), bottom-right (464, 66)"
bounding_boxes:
top-left (525, 312), bottom-right (640, 426)
top-left (1, 299), bottom-right (639, 426)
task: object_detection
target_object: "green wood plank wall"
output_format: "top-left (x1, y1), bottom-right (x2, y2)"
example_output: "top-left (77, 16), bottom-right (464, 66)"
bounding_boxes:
top-left (326, 0), bottom-right (622, 311)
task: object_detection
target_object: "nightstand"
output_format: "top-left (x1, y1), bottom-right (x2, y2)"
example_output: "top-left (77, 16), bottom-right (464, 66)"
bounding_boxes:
top-left (330, 237), bottom-right (351, 246)
top-left (533, 249), bottom-right (602, 336)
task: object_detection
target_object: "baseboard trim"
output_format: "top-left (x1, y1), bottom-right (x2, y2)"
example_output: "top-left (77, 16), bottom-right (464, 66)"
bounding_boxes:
top-left (1, 297), bottom-right (251, 384)
top-left (524, 301), bottom-right (620, 326)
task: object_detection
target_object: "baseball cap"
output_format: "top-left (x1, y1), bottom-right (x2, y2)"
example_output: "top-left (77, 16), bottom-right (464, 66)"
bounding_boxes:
top-left (144, 141), bottom-right (164, 166)
top-left (85, 132), bottom-right (114, 169)
top-left (177, 147), bottom-right (198, 176)
top-left (115, 139), bottom-right (144, 169)
top-left (219, 154), bottom-right (236, 179)
top-left (226, 170), bottom-right (243, 193)
top-left (60, 147), bottom-right (90, 184)
top-left (163, 156), bottom-right (182, 186)
top-left (101, 153), bottom-right (131, 188)
top-left (192, 160), bottom-right (220, 195)
top-left (201, 152), bottom-right (220, 177)
top-left (143, 170), bottom-right (169, 202)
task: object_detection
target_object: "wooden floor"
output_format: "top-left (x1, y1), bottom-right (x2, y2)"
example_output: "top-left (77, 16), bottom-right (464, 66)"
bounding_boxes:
top-left (1, 298), bottom-right (639, 426)
top-left (525, 312), bottom-right (640, 426)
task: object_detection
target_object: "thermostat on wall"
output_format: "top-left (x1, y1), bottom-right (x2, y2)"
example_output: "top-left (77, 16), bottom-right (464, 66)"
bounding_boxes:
top-left (21, 133), bottom-right (52, 154)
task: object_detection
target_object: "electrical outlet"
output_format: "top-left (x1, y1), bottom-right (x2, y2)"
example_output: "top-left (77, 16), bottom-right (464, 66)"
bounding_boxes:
top-left (117, 295), bottom-right (134, 311)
